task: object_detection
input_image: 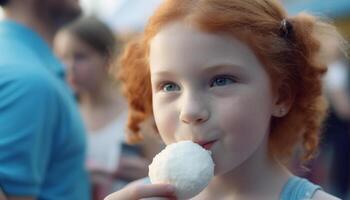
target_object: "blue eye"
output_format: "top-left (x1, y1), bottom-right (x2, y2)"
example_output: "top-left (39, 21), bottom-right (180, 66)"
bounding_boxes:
top-left (210, 76), bottom-right (235, 87)
top-left (162, 83), bottom-right (180, 92)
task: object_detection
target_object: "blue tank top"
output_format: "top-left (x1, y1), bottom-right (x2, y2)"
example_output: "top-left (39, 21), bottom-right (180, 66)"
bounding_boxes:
top-left (280, 176), bottom-right (321, 200)
top-left (142, 176), bottom-right (321, 199)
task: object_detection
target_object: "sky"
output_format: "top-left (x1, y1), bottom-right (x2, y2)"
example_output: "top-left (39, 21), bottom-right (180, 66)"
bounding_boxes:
top-left (80, 0), bottom-right (126, 17)
top-left (79, 0), bottom-right (162, 33)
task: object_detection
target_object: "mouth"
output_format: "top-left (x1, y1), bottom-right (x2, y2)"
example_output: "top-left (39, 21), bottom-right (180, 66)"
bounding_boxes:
top-left (196, 140), bottom-right (217, 150)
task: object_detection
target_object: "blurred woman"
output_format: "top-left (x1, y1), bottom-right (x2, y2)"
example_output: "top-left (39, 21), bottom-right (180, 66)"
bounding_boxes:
top-left (54, 17), bottom-right (159, 200)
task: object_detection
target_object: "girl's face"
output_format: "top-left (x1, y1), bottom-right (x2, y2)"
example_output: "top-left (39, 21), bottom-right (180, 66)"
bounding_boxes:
top-left (54, 31), bottom-right (107, 93)
top-left (150, 21), bottom-right (279, 175)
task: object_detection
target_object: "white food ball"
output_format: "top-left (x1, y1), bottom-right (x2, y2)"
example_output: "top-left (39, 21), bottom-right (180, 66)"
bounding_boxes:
top-left (149, 140), bottom-right (215, 199)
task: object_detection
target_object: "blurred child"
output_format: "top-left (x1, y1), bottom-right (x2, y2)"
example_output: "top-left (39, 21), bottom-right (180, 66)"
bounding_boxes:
top-left (54, 17), bottom-right (157, 199)
top-left (105, 0), bottom-right (344, 199)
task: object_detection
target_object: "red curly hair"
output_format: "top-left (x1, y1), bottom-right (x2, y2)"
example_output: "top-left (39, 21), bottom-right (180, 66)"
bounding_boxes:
top-left (117, 0), bottom-right (341, 161)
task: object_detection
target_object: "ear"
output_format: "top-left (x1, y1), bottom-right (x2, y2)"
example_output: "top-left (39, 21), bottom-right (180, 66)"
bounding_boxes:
top-left (272, 82), bottom-right (294, 118)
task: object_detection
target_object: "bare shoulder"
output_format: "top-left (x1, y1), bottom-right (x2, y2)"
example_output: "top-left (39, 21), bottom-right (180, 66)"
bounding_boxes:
top-left (312, 190), bottom-right (341, 200)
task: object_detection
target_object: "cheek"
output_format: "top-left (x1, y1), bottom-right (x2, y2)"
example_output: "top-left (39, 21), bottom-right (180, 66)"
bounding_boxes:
top-left (88, 57), bottom-right (108, 77)
top-left (153, 99), bottom-right (178, 144)
top-left (73, 64), bottom-right (90, 79)
top-left (77, 62), bottom-right (100, 78)
top-left (212, 95), bottom-right (273, 173)
top-left (217, 94), bottom-right (273, 145)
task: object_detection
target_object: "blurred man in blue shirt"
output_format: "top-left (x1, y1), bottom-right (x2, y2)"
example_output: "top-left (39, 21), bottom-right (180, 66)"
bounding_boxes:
top-left (0, 0), bottom-right (91, 199)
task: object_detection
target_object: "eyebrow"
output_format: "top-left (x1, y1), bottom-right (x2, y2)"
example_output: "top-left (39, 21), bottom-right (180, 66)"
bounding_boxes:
top-left (151, 63), bottom-right (246, 77)
top-left (202, 63), bottom-right (246, 74)
top-left (151, 70), bottom-right (176, 77)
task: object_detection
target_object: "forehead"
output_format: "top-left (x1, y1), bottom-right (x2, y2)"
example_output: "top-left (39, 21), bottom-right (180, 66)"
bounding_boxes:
top-left (149, 21), bottom-right (263, 74)
top-left (55, 31), bottom-right (79, 49)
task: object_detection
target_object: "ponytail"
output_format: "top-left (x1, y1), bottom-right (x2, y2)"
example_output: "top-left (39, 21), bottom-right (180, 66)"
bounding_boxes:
top-left (117, 38), bottom-right (154, 144)
top-left (275, 12), bottom-right (346, 161)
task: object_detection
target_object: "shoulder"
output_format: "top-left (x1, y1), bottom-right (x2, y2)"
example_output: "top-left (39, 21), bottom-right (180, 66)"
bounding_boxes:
top-left (0, 66), bottom-right (60, 114)
top-left (0, 38), bottom-right (39, 67)
top-left (0, 65), bottom-right (55, 94)
top-left (312, 190), bottom-right (341, 200)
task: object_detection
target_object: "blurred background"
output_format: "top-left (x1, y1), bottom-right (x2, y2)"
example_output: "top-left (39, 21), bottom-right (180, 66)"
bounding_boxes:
top-left (0, 1), bottom-right (349, 39)
top-left (0, 1), bottom-right (349, 36)
top-left (1, 0), bottom-right (350, 199)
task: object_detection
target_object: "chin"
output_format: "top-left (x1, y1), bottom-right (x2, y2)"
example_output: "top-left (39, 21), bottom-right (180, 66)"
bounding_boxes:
top-left (212, 153), bottom-right (252, 177)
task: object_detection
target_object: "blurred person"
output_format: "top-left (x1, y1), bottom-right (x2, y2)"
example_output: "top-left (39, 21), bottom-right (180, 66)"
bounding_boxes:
top-left (321, 46), bottom-right (350, 199)
top-left (0, 0), bottom-right (91, 199)
top-left (54, 17), bottom-right (161, 200)
top-left (292, 37), bottom-right (350, 199)
top-left (323, 36), bottom-right (350, 120)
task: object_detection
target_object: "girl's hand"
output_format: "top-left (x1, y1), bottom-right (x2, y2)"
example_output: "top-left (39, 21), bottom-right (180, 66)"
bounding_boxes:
top-left (104, 183), bottom-right (177, 200)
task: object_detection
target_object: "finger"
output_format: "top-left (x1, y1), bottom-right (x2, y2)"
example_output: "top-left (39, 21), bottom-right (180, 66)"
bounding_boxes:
top-left (104, 184), bottom-right (176, 200)
top-left (141, 198), bottom-right (177, 200)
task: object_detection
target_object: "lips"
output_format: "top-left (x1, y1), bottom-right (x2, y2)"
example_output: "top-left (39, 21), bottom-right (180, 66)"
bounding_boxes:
top-left (195, 140), bottom-right (217, 150)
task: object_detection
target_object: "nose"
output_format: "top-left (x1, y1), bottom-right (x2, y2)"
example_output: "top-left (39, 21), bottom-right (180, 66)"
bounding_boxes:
top-left (179, 92), bottom-right (210, 125)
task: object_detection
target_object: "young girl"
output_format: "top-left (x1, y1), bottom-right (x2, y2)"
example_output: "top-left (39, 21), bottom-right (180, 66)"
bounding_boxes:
top-left (106, 0), bottom-right (344, 199)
